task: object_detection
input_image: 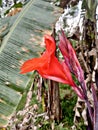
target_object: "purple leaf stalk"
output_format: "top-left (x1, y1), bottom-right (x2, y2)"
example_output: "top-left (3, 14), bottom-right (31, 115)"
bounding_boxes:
top-left (59, 30), bottom-right (98, 130)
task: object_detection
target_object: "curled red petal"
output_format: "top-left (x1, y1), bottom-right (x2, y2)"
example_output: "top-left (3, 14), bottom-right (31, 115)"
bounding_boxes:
top-left (44, 34), bottom-right (56, 55)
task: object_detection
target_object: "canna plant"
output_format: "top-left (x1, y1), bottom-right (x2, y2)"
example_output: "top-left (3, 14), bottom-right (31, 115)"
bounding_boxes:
top-left (20, 30), bottom-right (98, 130)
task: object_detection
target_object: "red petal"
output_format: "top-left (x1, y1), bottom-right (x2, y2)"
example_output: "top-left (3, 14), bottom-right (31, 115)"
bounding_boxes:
top-left (20, 54), bottom-right (48, 74)
top-left (43, 56), bottom-right (74, 86)
top-left (44, 34), bottom-right (56, 55)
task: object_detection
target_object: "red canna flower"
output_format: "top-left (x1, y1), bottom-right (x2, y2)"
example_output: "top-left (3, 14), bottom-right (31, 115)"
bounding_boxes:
top-left (20, 34), bottom-right (84, 99)
top-left (20, 35), bottom-right (73, 85)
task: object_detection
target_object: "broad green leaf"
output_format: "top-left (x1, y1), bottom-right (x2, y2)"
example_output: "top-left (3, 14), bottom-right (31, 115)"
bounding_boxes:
top-left (0, 0), bottom-right (61, 127)
top-left (0, 14), bottom-right (19, 40)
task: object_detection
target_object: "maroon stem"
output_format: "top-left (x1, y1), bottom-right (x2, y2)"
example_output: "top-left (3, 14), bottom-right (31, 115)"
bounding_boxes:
top-left (81, 81), bottom-right (93, 123)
